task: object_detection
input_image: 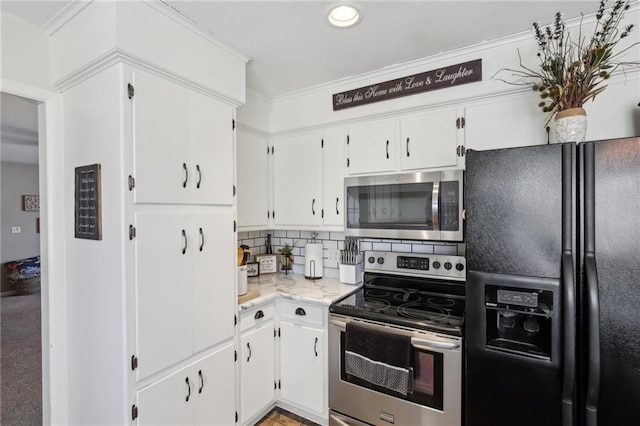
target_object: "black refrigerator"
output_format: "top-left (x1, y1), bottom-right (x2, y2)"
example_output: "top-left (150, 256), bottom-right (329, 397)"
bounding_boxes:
top-left (464, 137), bottom-right (640, 426)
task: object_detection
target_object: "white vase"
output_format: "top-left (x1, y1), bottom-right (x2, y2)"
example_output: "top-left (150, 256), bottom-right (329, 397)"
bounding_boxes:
top-left (554, 108), bottom-right (587, 143)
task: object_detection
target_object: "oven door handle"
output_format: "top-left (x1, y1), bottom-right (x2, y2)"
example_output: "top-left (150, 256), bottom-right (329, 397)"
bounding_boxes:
top-left (411, 337), bottom-right (460, 350)
top-left (329, 319), bottom-right (460, 351)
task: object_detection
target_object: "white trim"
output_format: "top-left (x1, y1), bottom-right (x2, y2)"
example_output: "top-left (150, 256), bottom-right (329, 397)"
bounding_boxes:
top-left (52, 48), bottom-right (244, 107)
top-left (41, 0), bottom-right (94, 36)
top-left (146, 0), bottom-right (251, 63)
top-left (236, 123), bottom-right (270, 137)
top-left (1, 78), bottom-right (67, 426)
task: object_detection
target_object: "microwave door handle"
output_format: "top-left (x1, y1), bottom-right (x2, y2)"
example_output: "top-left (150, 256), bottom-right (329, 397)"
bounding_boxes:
top-left (432, 182), bottom-right (440, 231)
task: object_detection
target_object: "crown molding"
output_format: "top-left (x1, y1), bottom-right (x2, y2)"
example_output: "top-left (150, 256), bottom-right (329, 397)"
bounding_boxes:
top-left (52, 48), bottom-right (245, 107)
top-left (43, 0), bottom-right (251, 64)
top-left (235, 123), bottom-right (270, 137)
top-left (42, 0), bottom-right (94, 36)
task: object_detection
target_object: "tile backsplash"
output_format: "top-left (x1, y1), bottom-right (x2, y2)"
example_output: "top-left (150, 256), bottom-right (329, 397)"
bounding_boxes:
top-left (237, 229), bottom-right (463, 278)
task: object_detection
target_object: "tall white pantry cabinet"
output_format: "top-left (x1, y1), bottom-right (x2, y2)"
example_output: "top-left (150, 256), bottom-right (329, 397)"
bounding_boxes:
top-left (63, 63), bottom-right (238, 424)
top-left (52, 2), bottom-right (247, 423)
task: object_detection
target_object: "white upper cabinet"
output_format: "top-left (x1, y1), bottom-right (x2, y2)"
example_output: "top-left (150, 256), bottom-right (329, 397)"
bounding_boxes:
top-left (132, 70), bottom-right (234, 205)
top-left (347, 120), bottom-right (397, 175)
top-left (322, 128), bottom-right (345, 227)
top-left (465, 93), bottom-right (548, 151)
top-left (399, 109), bottom-right (461, 171)
top-left (237, 130), bottom-right (270, 228)
top-left (272, 132), bottom-right (323, 227)
top-left (189, 92), bottom-right (235, 205)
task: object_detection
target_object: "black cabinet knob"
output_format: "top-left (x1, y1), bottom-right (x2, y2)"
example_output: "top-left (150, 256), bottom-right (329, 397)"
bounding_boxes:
top-left (254, 310), bottom-right (264, 320)
top-left (295, 307), bottom-right (306, 316)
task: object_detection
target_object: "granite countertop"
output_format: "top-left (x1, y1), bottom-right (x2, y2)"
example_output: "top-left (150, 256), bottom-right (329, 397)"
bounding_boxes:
top-left (238, 272), bottom-right (360, 311)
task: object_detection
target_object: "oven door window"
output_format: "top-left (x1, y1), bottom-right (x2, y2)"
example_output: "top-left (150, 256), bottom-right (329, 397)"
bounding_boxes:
top-left (339, 332), bottom-right (444, 410)
top-left (346, 182), bottom-right (434, 230)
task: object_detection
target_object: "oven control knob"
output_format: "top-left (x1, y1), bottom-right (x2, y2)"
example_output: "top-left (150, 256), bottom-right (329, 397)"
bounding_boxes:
top-left (456, 263), bottom-right (465, 271)
top-left (444, 262), bottom-right (453, 270)
top-left (432, 261), bottom-right (441, 269)
top-left (377, 257), bottom-right (385, 265)
top-left (368, 256), bottom-right (375, 264)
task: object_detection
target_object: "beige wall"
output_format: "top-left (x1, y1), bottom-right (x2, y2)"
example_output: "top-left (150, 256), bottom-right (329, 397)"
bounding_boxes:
top-left (1, 161), bottom-right (40, 292)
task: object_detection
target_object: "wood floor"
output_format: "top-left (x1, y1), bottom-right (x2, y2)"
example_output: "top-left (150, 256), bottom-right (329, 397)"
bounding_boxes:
top-left (255, 407), bottom-right (320, 426)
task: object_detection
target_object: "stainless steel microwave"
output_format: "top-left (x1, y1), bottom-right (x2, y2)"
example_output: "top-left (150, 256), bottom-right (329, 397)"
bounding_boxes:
top-left (344, 170), bottom-right (463, 241)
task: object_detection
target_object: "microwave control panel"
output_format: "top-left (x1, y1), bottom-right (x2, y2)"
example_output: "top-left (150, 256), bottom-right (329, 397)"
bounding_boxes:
top-left (440, 180), bottom-right (460, 231)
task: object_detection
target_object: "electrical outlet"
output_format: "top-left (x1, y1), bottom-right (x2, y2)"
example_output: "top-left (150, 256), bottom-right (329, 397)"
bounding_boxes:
top-left (11, 226), bottom-right (21, 234)
top-left (327, 249), bottom-right (340, 267)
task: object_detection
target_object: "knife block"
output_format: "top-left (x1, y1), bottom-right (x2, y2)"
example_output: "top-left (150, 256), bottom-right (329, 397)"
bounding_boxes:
top-left (339, 255), bottom-right (363, 285)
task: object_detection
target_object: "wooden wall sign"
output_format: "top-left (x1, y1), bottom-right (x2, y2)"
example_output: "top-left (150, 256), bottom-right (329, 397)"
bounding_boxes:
top-left (74, 163), bottom-right (102, 240)
top-left (332, 59), bottom-right (482, 111)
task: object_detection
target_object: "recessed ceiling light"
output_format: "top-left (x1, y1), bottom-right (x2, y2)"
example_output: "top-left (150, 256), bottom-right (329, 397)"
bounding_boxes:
top-left (327, 2), bottom-right (362, 28)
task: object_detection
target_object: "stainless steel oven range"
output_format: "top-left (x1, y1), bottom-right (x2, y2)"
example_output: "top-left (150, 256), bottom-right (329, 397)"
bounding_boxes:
top-left (329, 251), bottom-right (465, 426)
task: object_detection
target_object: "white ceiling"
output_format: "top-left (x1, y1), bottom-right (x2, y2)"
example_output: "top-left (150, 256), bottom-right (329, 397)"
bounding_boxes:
top-left (1, 0), bottom-right (603, 99)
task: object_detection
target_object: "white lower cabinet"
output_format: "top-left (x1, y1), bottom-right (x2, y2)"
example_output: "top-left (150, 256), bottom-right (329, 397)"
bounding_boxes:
top-left (240, 305), bottom-right (276, 425)
top-left (277, 300), bottom-right (326, 419)
top-left (137, 343), bottom-right (235, 425)
top-left (279, 321), bottom-right (325, 415)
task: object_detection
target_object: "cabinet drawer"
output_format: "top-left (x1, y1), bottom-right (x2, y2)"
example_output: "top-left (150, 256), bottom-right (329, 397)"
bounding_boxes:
top-left (240, 304), bottom-right (275, 332)
top-left (279, 300), bottom-right (324, 326)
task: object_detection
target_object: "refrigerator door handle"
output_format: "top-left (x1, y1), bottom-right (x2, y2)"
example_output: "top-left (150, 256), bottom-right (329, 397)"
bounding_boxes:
top-left (561, 252), bottom-right (576, 426)
top-left (585, 254), bottom-right (601, 426)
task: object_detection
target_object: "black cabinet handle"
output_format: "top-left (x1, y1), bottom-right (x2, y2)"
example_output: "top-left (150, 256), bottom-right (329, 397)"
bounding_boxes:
top-left (386, 140), bottom-right (389, 159)
top-left (182, 163), bottom-right (188, 188)
top-left (185, 377), bottom-right (191, 402)
top-left (312, 199), bottom-right (316, 215)
top-left (196, 164), bottom-right (201, 189)
top-left (295, 307), bottom-right (306, 316)
top-left (314, 337), bottom-right (318, 357)
top-left (199, 227), bottom-right (204, 252)
top-left (406, 137), bottom-right (410, 157)
top-left (336, 197), bottom-right (339, 215)
top-left (254, 310), bottom-right (264, 320)
top-left (247, 342), bottom-right (252, 362)
top-left (198, 370), bottom-right (203, 394)
top-left (181, 230), bottom-right (187, 255)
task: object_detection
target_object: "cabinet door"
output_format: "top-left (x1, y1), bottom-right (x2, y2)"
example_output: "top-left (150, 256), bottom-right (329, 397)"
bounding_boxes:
top-left (273, 133), bottom-right (322, 227)
top-left (193, 344), bottom-right (236, 426)
top-left (237, 130), bottom-right (269, 228)
top-left (190, 92), bottom-right (234, 205)
top-left (137, 364), bottom-right (193, 426)
top-left (241, 323), bottom-right (276, 424)
top-left (135, 212), bottom-right (193, 380)
top-left (347, 120), bottom-right (396, 175)
top-left (192, 211), bottom-right (235, 353)
top-left (465, 94), bottom-right (547, 150)
top-left (322, 128), bottom-right (345, 227)
top-left (400, 109), bottom-right (460, 170)
top-left (279, 321), bottom-right (324, 415)
top-left (133, 71), bottom-right (191, 204)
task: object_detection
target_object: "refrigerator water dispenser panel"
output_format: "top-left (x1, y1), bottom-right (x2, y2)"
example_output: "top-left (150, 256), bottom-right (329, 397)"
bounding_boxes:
top-left (485, 285), bottom-right (554, 360)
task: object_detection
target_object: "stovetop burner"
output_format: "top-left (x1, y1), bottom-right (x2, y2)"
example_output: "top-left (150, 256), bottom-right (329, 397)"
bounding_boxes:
top-left (330, 280), bottom-right (465, 336)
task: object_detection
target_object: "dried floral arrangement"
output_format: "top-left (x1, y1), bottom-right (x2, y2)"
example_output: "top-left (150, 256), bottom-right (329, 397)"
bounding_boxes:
top-left (494, 0), bottom-right (639, 120)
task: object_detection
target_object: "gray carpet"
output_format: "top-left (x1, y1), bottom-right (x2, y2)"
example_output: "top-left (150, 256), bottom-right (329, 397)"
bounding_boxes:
top-left (1, 293), bottom-right (42, 425)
